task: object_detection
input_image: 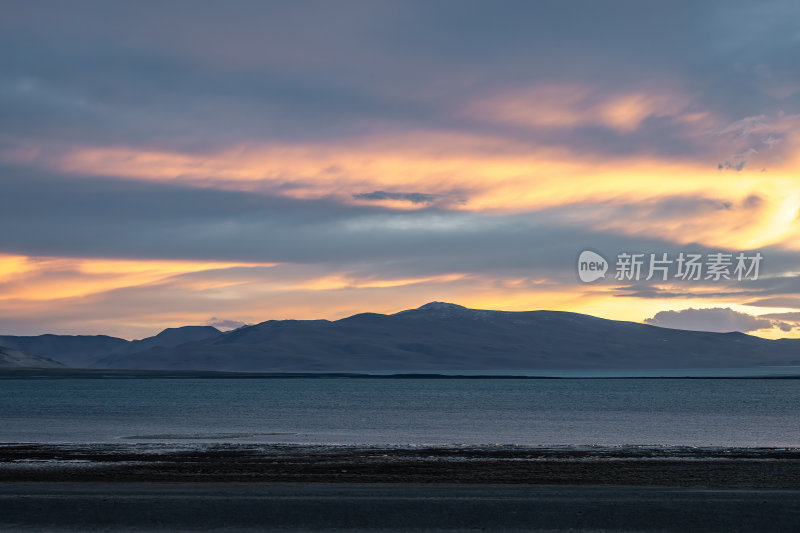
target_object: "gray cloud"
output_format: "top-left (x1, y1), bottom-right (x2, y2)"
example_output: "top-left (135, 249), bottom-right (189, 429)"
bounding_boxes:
top-left (558, 194), bottom-right (750, 221)
top-left (3, 163), bottom-right (800, 289)
top-left (0, 1), bottom-right (797, 161)
top-left (0, 163), bottom-right (695, 277)
top-left (715, 112), bottom-right (792, 172)
top-left (644, 307), bottom-right (792, 333)
top-left (353, 190), bottom-right (440, 204)
top-left (745, 297), bottom-right (800, 308)
top-left (759, 312), bottom-right (800, 323)
top-left (612, 270), bottom-right (800, 303)
top-left (613, 284), bottom-right (757, 300)
top-left (718, 153), bottom-right (751, 172)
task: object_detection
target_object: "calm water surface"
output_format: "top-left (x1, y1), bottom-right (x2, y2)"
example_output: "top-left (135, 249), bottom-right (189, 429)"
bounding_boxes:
top-left (1, 378), bottom-right (798, 446)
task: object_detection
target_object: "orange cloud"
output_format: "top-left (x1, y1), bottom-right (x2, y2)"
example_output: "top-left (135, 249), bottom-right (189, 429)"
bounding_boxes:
top-left (4, 91), bottom-right (800, 256)
top-left (0, 254), bottom-right (277, 300)
top-left (7, 132), bottom-right (800, 251)
top-left (2, 250), bottom-right (796, 340)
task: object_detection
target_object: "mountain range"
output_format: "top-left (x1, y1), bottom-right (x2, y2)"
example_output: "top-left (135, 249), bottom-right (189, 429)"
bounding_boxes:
top-left (1, 302), bottom-right (798, 371)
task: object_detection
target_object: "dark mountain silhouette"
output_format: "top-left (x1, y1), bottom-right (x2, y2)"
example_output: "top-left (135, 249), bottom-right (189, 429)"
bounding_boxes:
top-left (0, 326), bottom-right (220, 368)
top-left (0, 334), bottom-right (128, 367)
top-left (120, 326), bottom-right (222, 354)
top-left (0, 345), bottom-right (65, 368)
top-left (3, 303), bottom-right (798, 372)
top-left (84, 302), bottom-right (800, 372)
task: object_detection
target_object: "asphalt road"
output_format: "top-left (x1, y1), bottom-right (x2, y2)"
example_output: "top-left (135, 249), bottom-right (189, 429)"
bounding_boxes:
top-left (1, 483), bottom-right (799, 532)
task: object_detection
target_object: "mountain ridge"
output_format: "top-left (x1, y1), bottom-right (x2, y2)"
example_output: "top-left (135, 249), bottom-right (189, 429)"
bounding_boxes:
top-left (0, 325), bottom-right (220, 367)
top-left (95, 303), bottom-right (800, 372)
top-left (2, 303), bottom-right (798, 372)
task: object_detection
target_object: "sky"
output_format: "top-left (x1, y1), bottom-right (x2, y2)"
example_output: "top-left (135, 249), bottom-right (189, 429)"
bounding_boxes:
top-left (2, 0), bottom-right (800, 340)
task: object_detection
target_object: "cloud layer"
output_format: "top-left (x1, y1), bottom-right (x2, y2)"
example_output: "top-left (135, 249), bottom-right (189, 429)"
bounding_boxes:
top-left (1, 1), bottom-right (800, 338)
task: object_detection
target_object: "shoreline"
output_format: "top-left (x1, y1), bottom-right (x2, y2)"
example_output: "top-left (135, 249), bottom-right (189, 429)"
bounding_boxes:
top-left (3, 443), bottom-right (800, 487)
top-left (4, 367), bottom-right (800, 379)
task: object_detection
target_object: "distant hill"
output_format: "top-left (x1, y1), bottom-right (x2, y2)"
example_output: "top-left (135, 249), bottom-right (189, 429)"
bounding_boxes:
top-left (120, 326), bottom-right (222, 354)
top-left (83, 302), bottom-right (800, 372)
top-left (0, 326), bottom-right (220, 368)
top-left (0, 346), bottom-right (65, 368)
top-left (0, 334), bottom-right (128, 367)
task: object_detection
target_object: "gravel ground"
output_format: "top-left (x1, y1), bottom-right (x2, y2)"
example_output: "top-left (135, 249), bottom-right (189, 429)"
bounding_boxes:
top-left (2, 443), bottom-right (800, 487)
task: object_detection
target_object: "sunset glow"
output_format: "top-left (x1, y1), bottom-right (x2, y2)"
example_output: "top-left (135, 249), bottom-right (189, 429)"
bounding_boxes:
top-left (2, 1), bottom-right (799, 340)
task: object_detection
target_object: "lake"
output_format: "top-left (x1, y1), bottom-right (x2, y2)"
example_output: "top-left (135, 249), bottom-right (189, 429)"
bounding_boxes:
top-left (1, 378), bottom-right (798, 447)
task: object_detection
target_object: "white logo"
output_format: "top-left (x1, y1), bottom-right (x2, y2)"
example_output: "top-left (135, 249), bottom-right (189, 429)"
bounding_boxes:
top-left (577, 250), bottom-right (608, 283)
top-left (575, 250), bottom-right (762, 283)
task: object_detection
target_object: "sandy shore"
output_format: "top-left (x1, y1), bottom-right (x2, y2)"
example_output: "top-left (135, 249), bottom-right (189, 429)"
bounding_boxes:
top-left (2, 443), bottom-right (800, 487)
